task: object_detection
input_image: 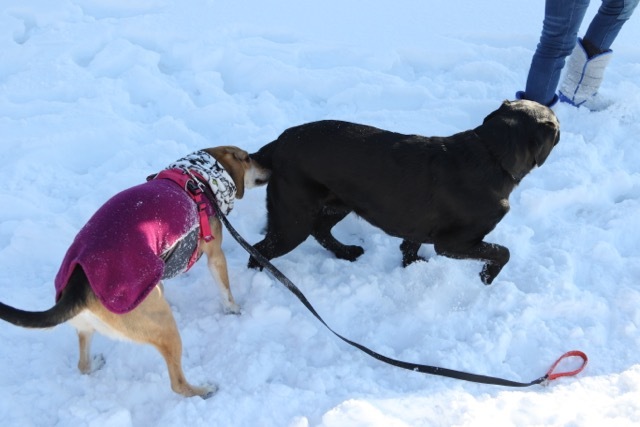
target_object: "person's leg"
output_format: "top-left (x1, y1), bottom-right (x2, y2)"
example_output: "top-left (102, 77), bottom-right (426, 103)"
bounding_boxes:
top-left (558, 0), bottom-right (639, 108)
top-left (519, 0), bottom-right (590, 106)
top-left (583, 0), bottom-right (639, 52)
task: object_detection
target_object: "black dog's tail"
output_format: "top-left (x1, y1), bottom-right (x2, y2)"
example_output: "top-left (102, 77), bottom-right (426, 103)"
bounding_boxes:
top-left (249, 139), bottom-right (278, 170)
top-left (0, 266), bottom-right (90, 329)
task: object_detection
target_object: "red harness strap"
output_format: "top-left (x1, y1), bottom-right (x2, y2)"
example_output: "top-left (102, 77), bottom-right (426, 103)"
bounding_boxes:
top-left (154, 169), bottom-right (214, 242)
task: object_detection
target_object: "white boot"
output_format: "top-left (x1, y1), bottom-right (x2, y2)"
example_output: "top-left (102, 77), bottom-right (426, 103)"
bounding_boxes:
top-left (558, 38), bottom-right (612, 111)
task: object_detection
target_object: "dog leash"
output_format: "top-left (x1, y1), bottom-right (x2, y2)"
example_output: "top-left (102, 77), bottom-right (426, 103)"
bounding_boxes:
top-left (195, 179), bottom-right (588, 387)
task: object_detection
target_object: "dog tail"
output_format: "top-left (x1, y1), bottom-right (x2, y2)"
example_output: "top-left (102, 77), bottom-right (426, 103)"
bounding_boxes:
top-left (249, 139), bottom-right (278, 170)
top-left (0, 266), bottom-right (90, 329)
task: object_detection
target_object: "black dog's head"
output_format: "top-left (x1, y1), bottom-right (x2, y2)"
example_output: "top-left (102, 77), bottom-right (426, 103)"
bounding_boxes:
top-left (476, 99), bottom-right (560, 182)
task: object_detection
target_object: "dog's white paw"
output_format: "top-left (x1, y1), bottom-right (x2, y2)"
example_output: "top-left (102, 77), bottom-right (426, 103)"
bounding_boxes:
top-left (200, 383), bottom-right (219, 400)
top-left (82, 354), bottom-right (106, 374)
top-left (223, 303), bottom-right (241, 315)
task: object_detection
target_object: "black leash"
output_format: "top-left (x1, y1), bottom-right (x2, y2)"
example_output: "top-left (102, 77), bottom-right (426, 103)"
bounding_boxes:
top-left (198, 180), bottom-right (587, 387)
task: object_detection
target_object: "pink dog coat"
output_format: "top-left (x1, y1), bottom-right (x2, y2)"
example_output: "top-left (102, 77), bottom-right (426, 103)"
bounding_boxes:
top-left (54, 150), bottom-right (236, 314)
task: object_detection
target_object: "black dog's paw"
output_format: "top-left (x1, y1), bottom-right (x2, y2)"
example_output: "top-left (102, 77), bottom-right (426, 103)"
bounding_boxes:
top-left (247, 256), bottom-right (264, 271)
top-left (480, 262), bottom-right (503, 285)
top-left (402, 254), bottom-right (427, 268)
top-left (334, 245), bottom-right (365, 262)
top-left (400, 241), bottom-right (425, 267)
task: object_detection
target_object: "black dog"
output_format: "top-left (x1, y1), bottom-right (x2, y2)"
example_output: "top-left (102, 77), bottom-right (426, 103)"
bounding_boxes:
top-left (248, 100), bottom-right (560, 284)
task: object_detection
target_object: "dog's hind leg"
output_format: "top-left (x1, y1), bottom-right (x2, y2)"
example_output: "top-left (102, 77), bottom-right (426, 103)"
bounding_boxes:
top-left (69, 309), bottom-right (106, 374)
top-left (250, 226), bottom-right (312, 269)
top-left (249, 178), bottom-right (319, 269)
top-left (89, 285), bottom-right (216, 399)
top-left (434, 241), bottom-right (510, 285)
top-left (78, 329), bottom-right (93, 373)
top-left (76, 328), bottom-right (105, 374)
top-left (312, 206), bottom-right (364, 261)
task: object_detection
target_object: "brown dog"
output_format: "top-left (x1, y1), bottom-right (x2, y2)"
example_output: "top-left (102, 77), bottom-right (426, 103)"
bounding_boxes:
top-left (0, 146), bottom-right (270, 398)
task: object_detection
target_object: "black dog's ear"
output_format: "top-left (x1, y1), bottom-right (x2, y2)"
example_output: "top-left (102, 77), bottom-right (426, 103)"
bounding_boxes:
top-left (478, 103), bottom-right (544, 181)
top-left (482, 100), bottom-right (511, 124)
top-left (532, 120), bottom-right (560, 167)
top-left (478, 100), bottom-right (559, 181)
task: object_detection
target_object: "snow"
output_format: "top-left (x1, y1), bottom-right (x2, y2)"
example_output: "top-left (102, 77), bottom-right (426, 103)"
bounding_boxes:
top-left (1, 0), bottom-right (640, 425)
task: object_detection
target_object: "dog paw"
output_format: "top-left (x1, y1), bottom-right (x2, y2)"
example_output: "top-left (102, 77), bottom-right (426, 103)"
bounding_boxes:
top-left (247, 257), bottom-right (265, 270)
top-left (480, 263), bottom-right (502, 285)
top-left (223, 303), bottom-right (241, 315)
top-left (334, 245), bottom-right (365, 262)
top-left (200, 384), bottom-right (219, 400)
top-left (402, 254), bottom-right (427, 267)
top-left (80, 354), bottom-right (106, 374)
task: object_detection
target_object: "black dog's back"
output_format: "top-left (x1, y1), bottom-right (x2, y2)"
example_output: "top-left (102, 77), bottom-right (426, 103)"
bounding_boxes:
top-left (252, 120), bottom-right (500, 237)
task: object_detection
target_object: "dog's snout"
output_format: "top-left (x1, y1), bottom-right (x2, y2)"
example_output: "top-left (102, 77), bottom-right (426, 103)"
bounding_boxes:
top-left (246, 163), bottom-right (271, 188)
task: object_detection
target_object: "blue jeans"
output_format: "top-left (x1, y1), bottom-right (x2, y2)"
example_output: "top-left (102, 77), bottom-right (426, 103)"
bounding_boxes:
top-left (523, 0), bottom-right (639, 106)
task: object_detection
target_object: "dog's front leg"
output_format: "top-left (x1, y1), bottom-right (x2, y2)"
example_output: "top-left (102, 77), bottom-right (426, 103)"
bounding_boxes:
top-left (434, 241), bottom-right (510, 285)
top-left (400, 240), bottom-right (426, 267)
top-left (202, 219), bottom-right (240, 314)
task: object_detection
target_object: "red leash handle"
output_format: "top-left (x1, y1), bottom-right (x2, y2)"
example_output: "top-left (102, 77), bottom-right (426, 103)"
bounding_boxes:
top-left (545, 350), bottom-right (588, 382)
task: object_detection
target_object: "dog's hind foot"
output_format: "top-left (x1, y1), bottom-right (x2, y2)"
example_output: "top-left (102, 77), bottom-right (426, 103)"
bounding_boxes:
top-left (172, 381), bottom-right (218, 399)
top-left (200, 384), bottom-right (219, 400)
top-left (79, 354), bottom-right (106, 374)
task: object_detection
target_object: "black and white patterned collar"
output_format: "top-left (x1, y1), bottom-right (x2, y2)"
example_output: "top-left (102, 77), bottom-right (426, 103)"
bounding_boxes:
top-left (164, 150), bottom-right (236, 215)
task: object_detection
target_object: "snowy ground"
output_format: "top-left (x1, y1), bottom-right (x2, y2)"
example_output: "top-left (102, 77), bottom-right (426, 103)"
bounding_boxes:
top-left (1, 1), bottom-right (640, 426)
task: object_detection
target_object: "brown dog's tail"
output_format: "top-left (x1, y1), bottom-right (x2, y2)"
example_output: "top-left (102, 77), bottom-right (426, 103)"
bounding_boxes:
top-left (0, 266), bottom-right (90, 329)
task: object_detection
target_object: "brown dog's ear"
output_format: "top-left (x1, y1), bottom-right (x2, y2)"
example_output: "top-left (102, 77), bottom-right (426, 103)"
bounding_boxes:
top-left (232, 149), bottom-right (249, 162)
top-left (206, 146), bottom-right (249, 199)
